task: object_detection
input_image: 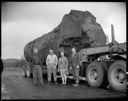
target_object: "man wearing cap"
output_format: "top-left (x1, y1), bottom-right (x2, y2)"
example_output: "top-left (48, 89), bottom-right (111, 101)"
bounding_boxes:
top-left (46, 49), bottom-right (58, 84)
top-left (70, 47), bottom-right (80, 87)
top-left (33, 48), bottom-right (44, 86)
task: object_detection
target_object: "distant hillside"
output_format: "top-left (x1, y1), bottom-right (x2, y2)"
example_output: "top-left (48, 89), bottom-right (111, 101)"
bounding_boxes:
top-left (3, 58), bottom-right (19, 62)
top-left (2, 58), bottom-right (23, 68)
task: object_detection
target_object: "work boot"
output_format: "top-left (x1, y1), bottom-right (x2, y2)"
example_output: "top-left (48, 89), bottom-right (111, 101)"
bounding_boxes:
top-left (62, 82), bottom-right (65, 84)
top-left (55, 81), bottom-right (58, 84)
top-left (73, 82), bottom-right (79, 87)
top-left (47, 81), bottom-right (51, 85)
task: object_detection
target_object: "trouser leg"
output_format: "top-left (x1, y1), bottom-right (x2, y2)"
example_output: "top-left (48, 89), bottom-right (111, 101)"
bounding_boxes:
top-left (47, 68), bottom-right (51, 82)
top-left (26, 65), bottom-right (30, 77)
top-left (37, 65), bottom-right (44, 85)
top-left (64, 70), bottom-right (67, 84)
top-left (62, 76), bottom-right (64, 84)
top-left (75, 68), bottom-right (79, 83)
top-left (29, 64), bottom-right (33, 78)
top-left (22, 65), bottom-right (27, 77)
top-left (65, 75), bottom-right (67, 83)
top-left (72, 67), bottom-right (76, 80)
top-left (64, 75), bottom-right (67, 84)
top-left (61, 70), bottom-right (64, 84)
top-left (63, 71), bottom-right (66, 84)
top-left (33, 66), bottom-right (38, 85)
top-left (53, 68), bottom-right (57, 82)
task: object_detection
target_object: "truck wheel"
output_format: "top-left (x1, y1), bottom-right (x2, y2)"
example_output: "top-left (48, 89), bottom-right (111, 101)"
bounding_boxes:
top-left (108, 60), bottom-right (126, 92)
top-left (86, 62), bottom-right (105, 87)
top-left (100, 62), bottom-right (108, 87)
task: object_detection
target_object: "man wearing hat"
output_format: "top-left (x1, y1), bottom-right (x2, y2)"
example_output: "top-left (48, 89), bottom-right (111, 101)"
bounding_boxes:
top-left (33, 48), bottom-right (44, 86)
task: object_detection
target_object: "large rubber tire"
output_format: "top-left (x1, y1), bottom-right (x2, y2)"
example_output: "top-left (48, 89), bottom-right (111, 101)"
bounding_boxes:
top-left (100, 62), bottom-right (108, 72)
top-left (100, 62), bottom-right (108, 87)
top-left (86, 62), bottom-right (105, 88)
top-left (108, 60), bottom-right (126, 93)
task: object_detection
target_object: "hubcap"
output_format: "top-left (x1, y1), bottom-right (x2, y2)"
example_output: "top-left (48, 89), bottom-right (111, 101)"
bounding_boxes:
top-left (112, 67), bottom-right (126, 85)
top-left (118, 72), bottom-right (125, 80)
top-left (89, 68), bottom-right (98, 82)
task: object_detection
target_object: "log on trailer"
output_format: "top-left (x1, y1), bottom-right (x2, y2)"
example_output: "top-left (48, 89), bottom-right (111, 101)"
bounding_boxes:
top-left (24, 10), bottom-right (106, 65)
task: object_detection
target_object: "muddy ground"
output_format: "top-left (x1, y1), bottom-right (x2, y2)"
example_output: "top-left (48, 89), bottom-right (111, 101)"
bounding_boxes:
top-left (1, 67), bottom-right (126, 100)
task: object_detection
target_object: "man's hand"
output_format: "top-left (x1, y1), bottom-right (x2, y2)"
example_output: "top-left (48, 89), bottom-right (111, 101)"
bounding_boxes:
top-left (76, 65), bottom-right (79, 68)
top-left (69, 66), bottom-right (72, 69)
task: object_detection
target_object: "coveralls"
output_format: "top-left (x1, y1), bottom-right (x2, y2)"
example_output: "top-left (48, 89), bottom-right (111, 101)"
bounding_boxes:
top-left (33, 54), bottom-right (44, 85)
top-left (70, 53), bottom-right (80, 83)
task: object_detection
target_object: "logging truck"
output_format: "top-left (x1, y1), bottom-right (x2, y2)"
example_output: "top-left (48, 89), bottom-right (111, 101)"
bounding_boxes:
top-left (70, 24), bottom-right (126, 92)
top-left (24, 24), bottom-right (126, 93)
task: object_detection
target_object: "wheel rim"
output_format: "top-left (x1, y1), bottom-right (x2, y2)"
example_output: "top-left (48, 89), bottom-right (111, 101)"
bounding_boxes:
top-left (88, 67), bottom-right (98, 83)
top-left (111, 66), bottom-right (126, 86)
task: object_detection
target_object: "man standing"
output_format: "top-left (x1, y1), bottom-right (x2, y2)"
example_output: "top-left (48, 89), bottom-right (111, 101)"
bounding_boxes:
top-left (70, 48), bottom-right (80, 87)
top-left (33, 48), bottom-right (44, 86)
top-left (46, 49), bottom-right (58, 84)
top-left (21, 55), bottom-right (28, 77)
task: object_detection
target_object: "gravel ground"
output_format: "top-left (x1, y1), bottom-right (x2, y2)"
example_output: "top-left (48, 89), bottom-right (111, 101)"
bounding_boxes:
top-left (1, 67), bottom-right (126, 100)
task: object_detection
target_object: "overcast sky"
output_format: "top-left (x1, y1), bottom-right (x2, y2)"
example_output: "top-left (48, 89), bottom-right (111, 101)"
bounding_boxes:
top-left (1, 2), bottom-right (126, 59)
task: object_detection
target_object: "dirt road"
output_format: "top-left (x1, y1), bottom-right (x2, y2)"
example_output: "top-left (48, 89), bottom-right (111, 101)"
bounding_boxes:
top-left (1, 67), bottom-right (126, 100)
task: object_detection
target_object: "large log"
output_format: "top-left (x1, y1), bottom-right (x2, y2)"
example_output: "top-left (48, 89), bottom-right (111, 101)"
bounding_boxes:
top-left (24, 10), bottom-right (106, 65)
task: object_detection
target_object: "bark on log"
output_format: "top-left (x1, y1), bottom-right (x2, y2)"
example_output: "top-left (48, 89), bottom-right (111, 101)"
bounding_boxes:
top-left (24, 10), bottom-right (106, 65)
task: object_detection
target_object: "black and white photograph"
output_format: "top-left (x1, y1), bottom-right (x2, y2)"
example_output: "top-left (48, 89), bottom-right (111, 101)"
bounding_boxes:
top-left (1, 2), bottom-right (127, 100)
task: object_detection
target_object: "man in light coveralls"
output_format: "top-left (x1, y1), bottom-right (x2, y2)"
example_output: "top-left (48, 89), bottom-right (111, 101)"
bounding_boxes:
top-left (46, 49), bottom-right (58, 84)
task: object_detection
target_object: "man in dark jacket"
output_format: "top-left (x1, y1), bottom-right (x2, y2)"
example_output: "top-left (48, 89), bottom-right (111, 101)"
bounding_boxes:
top-left (33, 48), bottom-right (44, 86)
top-left (70, 48), bottom-right (80, 87)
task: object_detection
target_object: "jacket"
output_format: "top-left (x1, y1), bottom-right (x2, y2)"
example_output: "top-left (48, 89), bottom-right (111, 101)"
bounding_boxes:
top-left (70, 53), bottom-right (80, 67)
top-left (33, 55), bottom-right (41, 65)
top-left (46, 54), bottom-right (58, 66)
